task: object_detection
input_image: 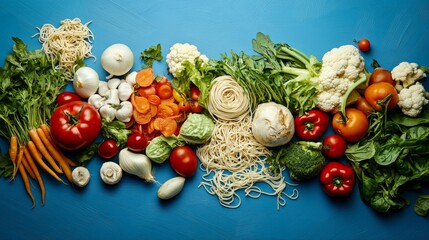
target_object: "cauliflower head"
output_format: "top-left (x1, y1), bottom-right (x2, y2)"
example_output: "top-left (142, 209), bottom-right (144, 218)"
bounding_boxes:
top-left (397, 82), bottom-right (429, 117)
top-left (392, 62), bottom-right (426, 90)
top-left (315, 45), bottom-right (365, 112)
top-left (166, 43), bottom-right (208, 77)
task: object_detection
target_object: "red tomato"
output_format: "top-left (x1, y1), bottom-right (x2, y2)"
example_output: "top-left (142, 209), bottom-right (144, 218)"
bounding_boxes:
top-left (55, 91), bottom-right (81, 106)
top-left (369, 68), bottom-right (395, 86)
top-left (50, 101), bottom-right (102, 150)
top-left (357, 38), bottom-right (370, 52)
top-left (190, 85), bottom-right (200, 101)
top-left (178, 101), bottom-right (191, 112)
top-left (157, 84), bottom-right (173, 99)
top-left (136, 86), bottom-right (156, 97)
top-left (332, 108), bottom-right (369, 143)
top-left (355, 97), bottom-right (375, 116)
top-left (322, 134), bottom-right (347, 159)
top-left (98, 139), bottom-right (118, 159)
top-left (364, 82), bottom-right (399, 111)
top-left (127, 132), bottom-right (149, 152)
top-left (169, 146), bottom-right (198, 177)
top-left (190, 101), bottom-right (204, 113)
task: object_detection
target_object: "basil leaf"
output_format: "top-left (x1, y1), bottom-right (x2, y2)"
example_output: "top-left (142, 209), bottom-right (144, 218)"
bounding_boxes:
top-left (414, 195), bottom-right (429, 217)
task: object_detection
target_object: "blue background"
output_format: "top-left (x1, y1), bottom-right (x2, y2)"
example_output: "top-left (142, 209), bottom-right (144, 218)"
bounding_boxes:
top-left (1, 0), bottom-right (428, 239)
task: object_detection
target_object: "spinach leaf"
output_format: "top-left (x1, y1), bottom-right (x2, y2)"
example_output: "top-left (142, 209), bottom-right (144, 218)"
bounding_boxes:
top-left (390, 108), bottom-right (429, 127)
top-left (345, 140), bottom-right (376, 162)
top-left (414, 195), bottom-right (429, 217)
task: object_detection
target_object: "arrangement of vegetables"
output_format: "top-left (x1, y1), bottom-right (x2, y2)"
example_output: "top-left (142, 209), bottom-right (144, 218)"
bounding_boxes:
top-left (1, 19), bottom-right (429, 218)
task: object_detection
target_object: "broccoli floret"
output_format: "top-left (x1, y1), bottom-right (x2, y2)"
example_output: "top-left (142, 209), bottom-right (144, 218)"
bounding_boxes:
top-left (267, 141), bottom-right (325, 181)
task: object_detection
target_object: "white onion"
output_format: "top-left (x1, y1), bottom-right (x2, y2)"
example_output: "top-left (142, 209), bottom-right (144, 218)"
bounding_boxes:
top-left (73, 66), bottom-right (100, 98)
top-left (101, 43), bottom-right (134, 79)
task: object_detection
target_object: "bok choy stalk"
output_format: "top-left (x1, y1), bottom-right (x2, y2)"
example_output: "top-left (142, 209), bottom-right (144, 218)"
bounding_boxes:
top-left (215, 32), bottom-right (320, 115)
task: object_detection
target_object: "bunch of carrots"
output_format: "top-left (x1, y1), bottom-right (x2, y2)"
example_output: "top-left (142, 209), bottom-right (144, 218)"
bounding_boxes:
top-left (8, 125), bottom-right (75, 207)
top-left (130, 68), bottom-right (186, 139)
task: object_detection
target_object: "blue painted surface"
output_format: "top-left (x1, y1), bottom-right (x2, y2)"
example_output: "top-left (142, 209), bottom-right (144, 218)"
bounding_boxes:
top-left (0, 0), bottom-right (428, 239)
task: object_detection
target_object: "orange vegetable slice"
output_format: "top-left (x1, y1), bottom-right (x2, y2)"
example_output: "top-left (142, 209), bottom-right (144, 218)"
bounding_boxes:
top-left (136, 68), bottom-right (155, 87)
top-left (157, 118), bottom-right (178, 137)
top-left (132, 95), bottom-right (151, 114)
top-left (147, 94), bottom-right (161, 106)
top-left (157, 104), bottom-right (175, 118)
top-left (133, 109), bottom-right (152, 125)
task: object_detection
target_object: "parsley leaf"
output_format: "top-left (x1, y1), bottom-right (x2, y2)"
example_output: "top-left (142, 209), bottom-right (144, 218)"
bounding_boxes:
top-left (140, 44), bottom-right (162, 68)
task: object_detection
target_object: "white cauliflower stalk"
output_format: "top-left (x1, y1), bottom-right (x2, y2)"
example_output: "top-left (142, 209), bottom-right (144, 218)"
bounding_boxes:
top-left (397, 82), bottom-right (429, 117)
top-left (166, 43), bottom-right (208, 77)
top-left (315, 45), bottom-right (366, 112)
top-left (391, 62), bottom-right (426, 91)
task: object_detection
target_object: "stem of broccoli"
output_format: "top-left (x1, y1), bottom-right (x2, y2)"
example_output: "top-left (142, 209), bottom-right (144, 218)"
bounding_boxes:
top-left (296, 141), bottom-right (323, 151)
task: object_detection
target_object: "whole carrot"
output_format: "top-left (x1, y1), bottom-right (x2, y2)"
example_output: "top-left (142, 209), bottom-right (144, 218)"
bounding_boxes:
top-left (40, 124), bottom-right (76, 167)
top-left (37, 127), bottom-right (73, 183)
top-left (28, 129), bottom-right (62, 174)
top-left (9, 135), bottom-right (18, 177)
top-left (12, 146), bottom-right (25, 180)
top-left (24, 148), bottom-right (46, 205)
top-left (17, 163), bottom-right (36, 208)
top-left (27, 141), bottom-right (64, 183)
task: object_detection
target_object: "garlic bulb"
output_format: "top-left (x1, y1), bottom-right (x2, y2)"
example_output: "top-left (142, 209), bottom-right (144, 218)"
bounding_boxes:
top-left (115, 101), bottom-right (133, 122)
top-left (251, 102), bottom-right (295, 147)
top-left (101, 43), bottom-right (134, 79)
top-left (100, 162), bottom-right (122, 185)
top-left (72, 166), bottom-right (91, 187)
top-left (73, 66), bottom-right (100, 98)
top-left (88, 94), bottom-right (106, 109)
top-left (119, 148), bottom-right (154, 182)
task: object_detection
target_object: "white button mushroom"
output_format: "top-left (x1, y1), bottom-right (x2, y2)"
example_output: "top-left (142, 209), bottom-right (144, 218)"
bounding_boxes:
top-left (100, 162), bottom-right (123, 185)
top-left (72, 166), bottom-right (91, 187)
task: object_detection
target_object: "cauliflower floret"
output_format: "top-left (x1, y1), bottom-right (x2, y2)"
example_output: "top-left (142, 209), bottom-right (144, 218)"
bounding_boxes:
top-left (166, 43), bottom-right (208, 77)
top-left (315, 45), bottom-right (366, 112)
top-left (321, 45), bottom-right (365, 80)
top-left (391, 62), bottom-right (426, 90)
top-left (397, 82), bottom-right (429, 117)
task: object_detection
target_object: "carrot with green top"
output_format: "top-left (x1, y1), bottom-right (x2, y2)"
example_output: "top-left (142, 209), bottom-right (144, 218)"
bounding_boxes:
top-left (28, 128), bottom-right (62, 174)
top-left (24, 147), bottom-right (46, 205)
top-left (27, 140), bottom-right (64, 183)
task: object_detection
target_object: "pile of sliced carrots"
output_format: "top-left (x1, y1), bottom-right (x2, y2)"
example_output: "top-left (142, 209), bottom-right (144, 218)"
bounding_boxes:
top-left (9, 124), bottom-right (76, 207)
top-left (130, 68), bottom-right (187, 139)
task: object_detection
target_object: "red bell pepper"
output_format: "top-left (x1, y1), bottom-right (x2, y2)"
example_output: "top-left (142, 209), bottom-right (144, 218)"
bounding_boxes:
top-left (320, 162), bottom-right (355, 197)
top-left (294, 109), bottom-right (329, 140)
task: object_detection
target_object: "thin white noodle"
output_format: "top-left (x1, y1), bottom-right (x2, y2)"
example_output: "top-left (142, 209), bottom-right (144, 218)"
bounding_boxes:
top-left (208, 75), bottom-right (250, 121)
top-left (34, 18), bottom-right (95, 80)
top-left (197, 115), bottom-right (299, 209)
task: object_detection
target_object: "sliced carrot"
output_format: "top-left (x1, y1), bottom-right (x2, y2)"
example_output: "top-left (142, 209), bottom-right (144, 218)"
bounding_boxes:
top-left (136, 68), bottom-right (155, 87)
top-left (157, 118), bottom-right (178, 137)
top-left (150, 104), bottom-right (158, 117)
top-left (147, 119), bottom-right (156, 134)
top-left (133, 109), bottom-right (152, 125)
top-left (164, 102), bottom-right (180, 116)
top-left (160, 96), bottom-right (175, 104)
top-left (148, 94), bottom-right (161, 106)
top-left (157, 104), bottom-right (175, 118)
top-left (132, 94), bottom-right (151, 114)
top-left (153, 118), bottom-right (161, 131)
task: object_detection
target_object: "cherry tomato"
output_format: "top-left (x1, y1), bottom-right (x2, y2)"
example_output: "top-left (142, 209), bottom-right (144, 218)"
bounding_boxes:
top-left (364, 82), bottom-right (399, 111)
top-left (169, 146), bottom-right (198, 177)
top-left (98, 139), bottom-right (119, 159)
top-left (322, 134), bottom-right (347, 159)
top-left (357, 38), bottom-right (370, 52)
top-left (190, 85), bottom-right (201, 101)
top-left (136, 86), bottom-right (156, 97)
top-left (369, 68), bottom-right (395, 86)
top-left (178, 101), bottom-right (191, 112)
top-left (55, 91), bottom-right (81, 106)
top-left (332, 108), bottom-right (369, 143)
top-left (355, 97), bottom-right (375, 116)
top-left (127, 132), bottom-right (149, 152)
top-left (190, 101), bottom-right (204, 113)
top-left (157, 84), bottom-right (173, 99)
top-left (50, 101), bottom-right (102, 150)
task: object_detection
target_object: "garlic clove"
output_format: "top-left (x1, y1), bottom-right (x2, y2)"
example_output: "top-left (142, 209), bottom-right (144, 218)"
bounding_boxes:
top-left (157, 176), bottom-right (186, 200)
top-left (72, 166), bottom-right (91, 187)
top-left (107, 78), bottom-right (122, 90)
top-left (100, 162), bottom-right (122, 185)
